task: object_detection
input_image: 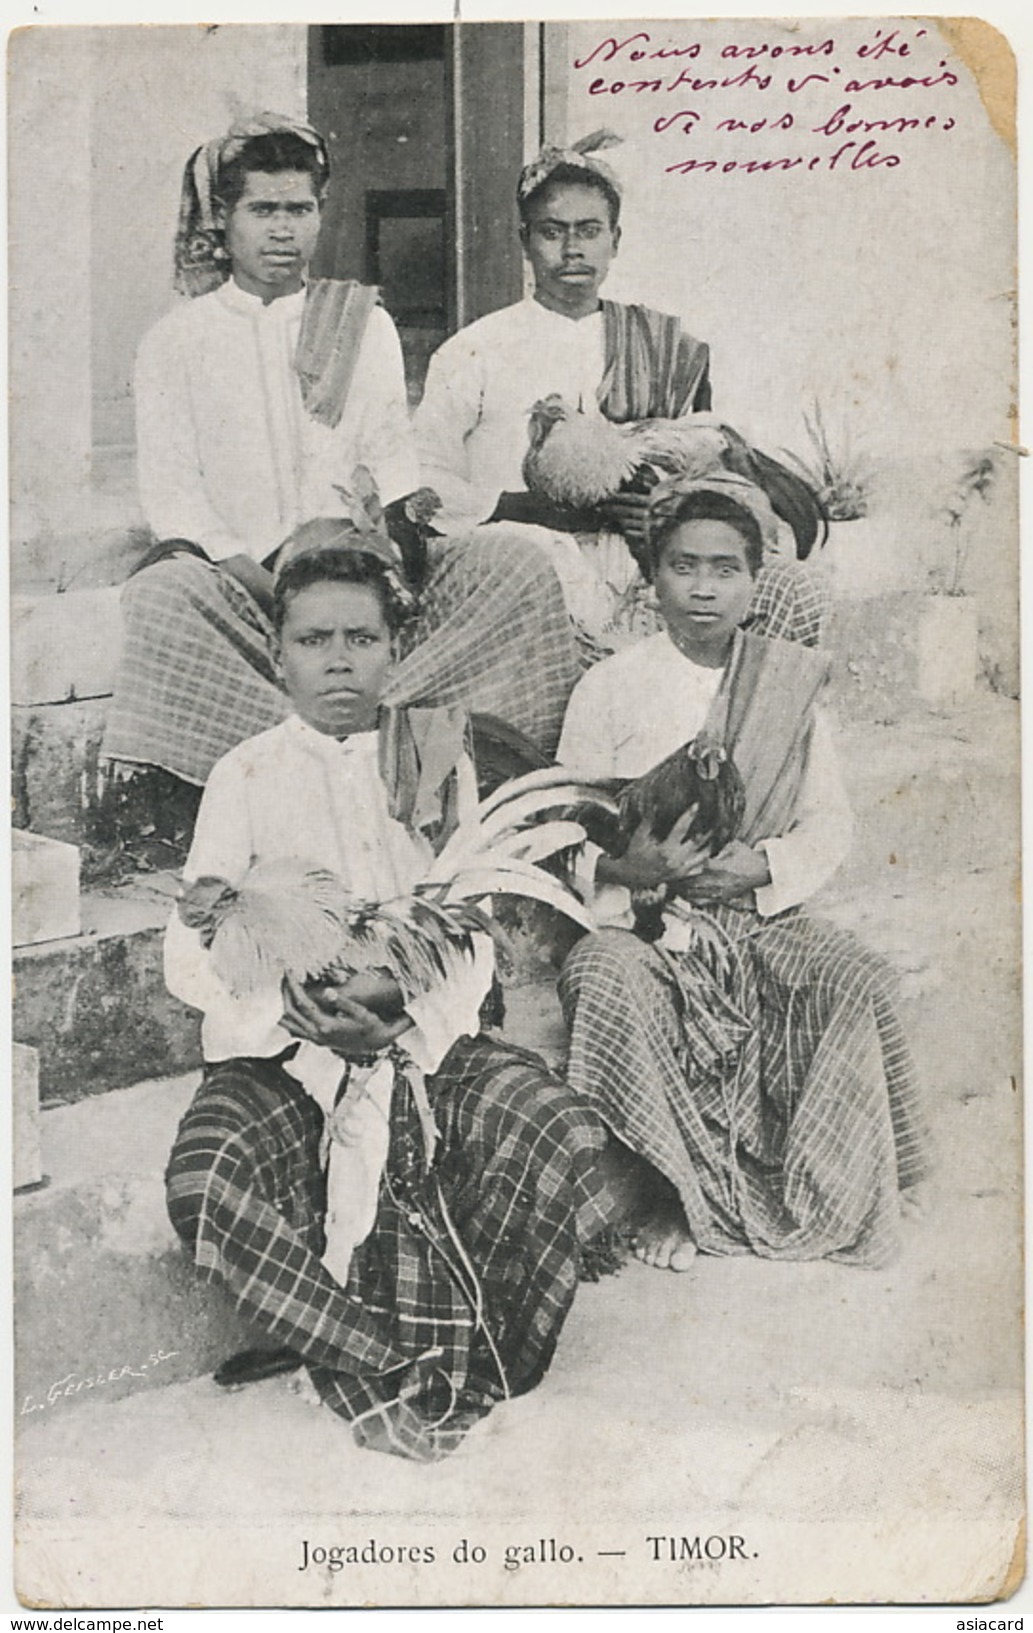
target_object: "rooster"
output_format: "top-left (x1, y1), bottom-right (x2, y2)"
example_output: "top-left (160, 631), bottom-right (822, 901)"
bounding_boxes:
top-left (176, 770), bottom-right (615, 1006)
top-left (575, 732), bottom-right (745, 942)
top-left (466, 736), bottom-right (747, 944)
top-left (521, 399), bottom-right (826, 559)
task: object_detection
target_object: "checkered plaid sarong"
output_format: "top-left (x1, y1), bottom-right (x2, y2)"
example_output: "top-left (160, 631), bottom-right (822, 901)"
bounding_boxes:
top-left (743, 559), bottom-right (829, 649)
top-left (101, 530), bottom-right (823, 787)
top-left (384, 528), bottom-right (583, 755)
top-left (166, 1034), bottom-right (610, 1461)
top-left (102, 555), bottom-right (289, 785)
top-left (103, 530), bottom-right (582, 785)
top-left (559, 912), bottom-right (930, 1269)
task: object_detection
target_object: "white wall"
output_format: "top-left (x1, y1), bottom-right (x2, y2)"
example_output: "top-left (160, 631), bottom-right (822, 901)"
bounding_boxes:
top-left (9, 25), bottom-right (307, 551)
top-left (9, 30), bottom-right (93, 545)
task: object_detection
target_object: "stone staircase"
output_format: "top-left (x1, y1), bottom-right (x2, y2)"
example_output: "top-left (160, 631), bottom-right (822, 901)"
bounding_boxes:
top-left (13, 876), bottom-right (201, 1105)
top-left (11, 540), bottom-right (1021, 1417)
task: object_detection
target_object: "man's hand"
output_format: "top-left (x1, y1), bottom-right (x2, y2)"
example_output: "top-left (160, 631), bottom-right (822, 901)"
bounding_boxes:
top-left (220, 554), bottom-right (275, 617)
top-left (600, 491), bottom-right (652, 553)
top-left (676, 840), bottom-right (771, 906)
top-left (281, 975), bottom-right (411, 1059)
top-left (597, 808), bottom-right (710, 890)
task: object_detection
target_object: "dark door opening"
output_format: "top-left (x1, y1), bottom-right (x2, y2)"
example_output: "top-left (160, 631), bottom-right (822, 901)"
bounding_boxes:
top-left (309, 24), bottom-right (452, 405)
top-left (308, 22), bottom-right (528, 404)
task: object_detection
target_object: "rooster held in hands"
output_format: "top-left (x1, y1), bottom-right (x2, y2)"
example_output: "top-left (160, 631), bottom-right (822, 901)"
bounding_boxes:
top-left (521, 398), bottom-right (827, 561)
top-left (523, 396), bottom-right (730, 508)
top-left (576, 732), bottom-right (746, 942)
top-left (523, 396), bottom-right (641, 508)
top-left (175, 771), bottom-right (612, 1009)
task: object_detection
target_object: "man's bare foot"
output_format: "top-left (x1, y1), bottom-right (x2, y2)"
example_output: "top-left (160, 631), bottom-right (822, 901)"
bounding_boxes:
top-left (632, 1212), bottom-right (697, 1272)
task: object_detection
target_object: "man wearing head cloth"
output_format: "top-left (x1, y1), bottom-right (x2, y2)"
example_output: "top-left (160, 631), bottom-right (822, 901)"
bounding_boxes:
top-left (162, 518), bottom-right (614, 1460)
top-left (102, 114), bottom-right (420, 790)
top-left (556, 472), bottom-right (929, 1274)
top-left (415, 130), bottom-right (711, 547)
top-left (411, 132), bottom-right (825, 653)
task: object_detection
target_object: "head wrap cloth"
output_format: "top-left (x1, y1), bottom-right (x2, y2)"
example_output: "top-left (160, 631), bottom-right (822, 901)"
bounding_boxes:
top-left (174, 112), bottom-right (328, 299)
top-left (173, 113), bottom-right (375, 431)
top-left (648, 468), bottom-right (782, 557)
top-left (517, 128), bottom-right (623, 206)
top-left (274, 505), bottom-right (416, 621)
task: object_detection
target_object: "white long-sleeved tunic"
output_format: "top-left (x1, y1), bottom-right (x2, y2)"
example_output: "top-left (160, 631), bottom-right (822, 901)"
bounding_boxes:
top-left (136, 282), bottom-right (419, 563)
top-left (164, 714), bottom-right (493, 1281)
top-left (557, 631), bottom-right (853, 923)
top-left (413, 297), bottom-right (609, 536)
top-left (164, 714), bottom-right (491, 1075)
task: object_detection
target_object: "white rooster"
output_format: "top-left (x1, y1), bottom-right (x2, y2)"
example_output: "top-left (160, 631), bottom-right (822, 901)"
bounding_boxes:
top-left (521, 400), bottom-right (827, 559)
top-left (176, 768), bottom-right (618, 1006)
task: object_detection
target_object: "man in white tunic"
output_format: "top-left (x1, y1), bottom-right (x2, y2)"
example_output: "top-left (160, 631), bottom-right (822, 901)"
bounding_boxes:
top-left (103, 114), bottom-right (419, 789)
top-left (415, 132), bottom-right (711, 646)
top-left (414, 132), bottom-right (711, 546)
top-left (556, 474), bottom-right (929, 1271)
top-left (413, 131), bottom-right (825, 656)
top-left (164, 535), bottom-right (611, 1461)
top-left (134, 244), bottom-right (414, 568)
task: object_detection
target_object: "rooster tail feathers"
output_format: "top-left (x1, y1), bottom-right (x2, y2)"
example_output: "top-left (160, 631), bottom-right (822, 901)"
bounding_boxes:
top-left (750, 449), bottom-right (828, 559)
top-left (427, 775), bottom-right (619, 879)
top-left (487, 819), bottom-right (589, 864)
top-left (478, 765), bottom-right (620, 821)
top-left (445, 858), bottom-right (596, 932)
top-left (721, 432), bottom-right (828, 560)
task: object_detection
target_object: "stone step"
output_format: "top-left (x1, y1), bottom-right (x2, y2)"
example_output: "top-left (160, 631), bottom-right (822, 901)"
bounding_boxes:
top-left (12, 880), bottom-right (202, 1105)
top-left (12, 524), bottom-right (146, 598)
top-left (12, 828), bottom-right (81, 946)
top-left (824, 589), bottom-right (986, 722)
top-left (12, 584), bottom-right (124, 707)
top-left (12, 695), bottom-right (110, 847)
top-left (15, 1072), bottom-right (260, 1418)
top-left (13, 1043), bottom-right (45, 1192)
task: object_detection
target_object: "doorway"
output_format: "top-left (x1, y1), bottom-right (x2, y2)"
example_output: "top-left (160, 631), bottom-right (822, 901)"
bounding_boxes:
top-left (308, 22), bottom-right (529, 403)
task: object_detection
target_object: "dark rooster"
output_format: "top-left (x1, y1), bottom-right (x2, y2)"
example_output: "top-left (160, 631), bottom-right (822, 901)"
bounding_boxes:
top-left (578, 733), bottom-right (746, 942)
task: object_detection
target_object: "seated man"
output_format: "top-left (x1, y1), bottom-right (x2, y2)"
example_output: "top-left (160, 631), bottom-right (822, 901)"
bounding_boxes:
top-left (557, 474), bottom-right (930, 1271)
top-left (164, 528), bottom-right (612, 1461)
top-left (103, 112), bottom-right (580, 797)
top-left (102, 114), bottom-right (418, 791)
top-left (415, 131), bottom-right (825, 651)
